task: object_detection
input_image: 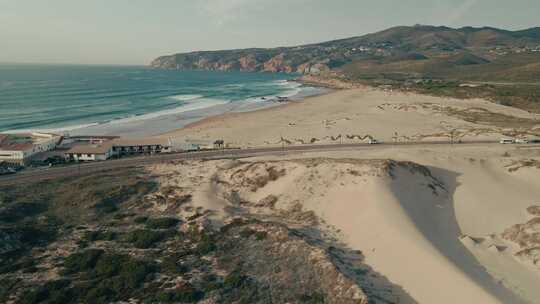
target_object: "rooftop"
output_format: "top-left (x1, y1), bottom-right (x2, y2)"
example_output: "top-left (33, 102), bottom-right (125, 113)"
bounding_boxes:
top-left (0, 133), bottom-right (61, 151)
top-left (66, 142), bottom-right (114, 155)
top-left (112, 138), bottom-right (169, 147)
top-left (0, 134), bottom-right (35, 151)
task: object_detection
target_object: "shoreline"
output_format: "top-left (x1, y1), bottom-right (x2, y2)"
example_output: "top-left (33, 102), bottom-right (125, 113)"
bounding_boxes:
top-left (3, 80), bottom-right (328, 138)
top-left (156, 75), bottom-right (373, 137)
top-left (164, 85), bottom-right (337, 135)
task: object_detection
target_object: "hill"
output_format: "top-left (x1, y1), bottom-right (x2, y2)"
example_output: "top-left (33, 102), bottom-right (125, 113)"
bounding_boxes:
top-left (151, 25), bottom-right (540, 82)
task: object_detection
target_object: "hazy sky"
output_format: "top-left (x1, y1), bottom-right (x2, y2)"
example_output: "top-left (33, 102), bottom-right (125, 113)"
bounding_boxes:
top-left (1, 0), bottom-right (538, 65)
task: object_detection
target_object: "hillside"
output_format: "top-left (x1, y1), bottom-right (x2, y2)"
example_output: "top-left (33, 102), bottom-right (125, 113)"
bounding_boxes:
top-left (151, 25), bottom-right (540, 82)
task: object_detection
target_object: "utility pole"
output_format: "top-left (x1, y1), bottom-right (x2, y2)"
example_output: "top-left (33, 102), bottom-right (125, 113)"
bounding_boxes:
top-left (450, 129), bottom-right (457, 146)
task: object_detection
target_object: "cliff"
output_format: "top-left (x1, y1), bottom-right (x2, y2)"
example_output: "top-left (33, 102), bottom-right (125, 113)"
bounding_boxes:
top-left (150, 25), bottom-right (540, 76)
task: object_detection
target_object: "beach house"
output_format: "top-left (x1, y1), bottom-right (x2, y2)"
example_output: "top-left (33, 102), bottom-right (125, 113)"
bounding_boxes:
top-left (0, 133), bottom-right (62, 165)
top-left (112, 138), bottom-right (171, 156)
top-left (65, 142), bottom-right (114, 161)
top-left (64, 137), bottom-right (172, 161)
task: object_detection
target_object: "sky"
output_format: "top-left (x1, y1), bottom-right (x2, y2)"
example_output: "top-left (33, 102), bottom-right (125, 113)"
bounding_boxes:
top-left (0, 0), bottom-right (538, 65)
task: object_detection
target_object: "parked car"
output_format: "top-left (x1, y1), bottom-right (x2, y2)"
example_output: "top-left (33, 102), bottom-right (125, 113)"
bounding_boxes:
top-left (0, 168), bottom-right (16, 176)
top-left (499, 138), bottom-right (514, 144)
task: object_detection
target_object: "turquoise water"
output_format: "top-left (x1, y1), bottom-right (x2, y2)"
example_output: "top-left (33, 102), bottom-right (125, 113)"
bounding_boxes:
top-left (0, 64), bottom-right (302, 133)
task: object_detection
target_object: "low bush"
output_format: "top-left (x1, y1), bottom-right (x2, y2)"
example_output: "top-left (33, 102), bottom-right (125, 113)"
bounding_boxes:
top-left (84, 230), bottom-right (117, 242)
top-left (21, 280), bottom-right (72, 304)
top-left (161, 254), bottom-right (190, 274)
top-left (124, 229), bottom-right (165, 249)
top-left (134, 216), bottom-right (148, 224)
top-left (239, 228), bottom-right (256, 238)
top-left (145, 217), bottom-right (180, 229)
top-left (155, 285), bottom-right (204, 303)
top-left (63, 249), bottom-right (104, 274)
top-left (254, 231), bottom-right (268, 241)
top-left (300, 293), bottom-right (326, 303)
top-left (223, 271), bottom-right (248, 289)
top-left (57, 250), bottom-right (156, 303)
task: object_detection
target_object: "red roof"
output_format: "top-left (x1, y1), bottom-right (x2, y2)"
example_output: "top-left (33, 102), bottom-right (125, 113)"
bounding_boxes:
top-left (0, 134), bottom-right (8, 144)
top-left (0, 142), bottom-right (33, 151)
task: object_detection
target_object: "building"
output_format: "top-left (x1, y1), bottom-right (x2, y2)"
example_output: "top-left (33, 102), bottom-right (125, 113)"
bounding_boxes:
top-left (0, 133), bottom-right (62, 165)
top-left (177, 139), bottom-right (215, 151)
top-left (65, 142), bottom-right (114, 161)
top-left (60, 135), bottom-right (119, 146)
top-left (112, 138), bottom-right (171, 156)
top-left (64, 137), bottom-right (172, 162)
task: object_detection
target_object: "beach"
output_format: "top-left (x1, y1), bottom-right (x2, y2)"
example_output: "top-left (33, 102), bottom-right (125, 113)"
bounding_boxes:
top-left (159, 85), bottom-right (540, 147)
top-left (152, 85), bottom-right (540, 303)
top-left (68, 83), bottom-right (330, 138)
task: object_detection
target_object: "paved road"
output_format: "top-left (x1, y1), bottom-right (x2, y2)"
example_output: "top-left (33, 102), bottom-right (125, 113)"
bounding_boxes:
top-left (0, 140), bottom-right (501, 186)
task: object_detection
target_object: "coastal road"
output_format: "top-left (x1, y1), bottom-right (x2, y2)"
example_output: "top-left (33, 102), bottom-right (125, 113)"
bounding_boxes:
top-left (0, 140), bottom-right (505, 186)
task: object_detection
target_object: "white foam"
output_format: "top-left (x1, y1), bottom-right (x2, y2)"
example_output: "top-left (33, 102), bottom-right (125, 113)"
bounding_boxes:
top-left (168, 94), bottom-right (204, 101)
top-left (106, 98), bottom-right (230, 125)
top-left (3, 122), bottom-right (100, 134)
top-left (3, 98), bottom-right (230, 134)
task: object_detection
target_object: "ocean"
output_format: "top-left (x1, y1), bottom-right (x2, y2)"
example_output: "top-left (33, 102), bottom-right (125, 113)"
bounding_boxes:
top-left (0, 64), bottom-right (325, 137)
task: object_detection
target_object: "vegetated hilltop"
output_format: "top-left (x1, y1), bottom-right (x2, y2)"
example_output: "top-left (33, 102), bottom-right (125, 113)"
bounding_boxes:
top-left (0, 166), bottom-right (370, 304)
top-left (151, 25), bottom-right (540, 82)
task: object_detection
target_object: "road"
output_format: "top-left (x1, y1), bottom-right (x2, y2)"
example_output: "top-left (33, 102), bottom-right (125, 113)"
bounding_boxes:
top-left (0, 140), bottom-right (502, 186)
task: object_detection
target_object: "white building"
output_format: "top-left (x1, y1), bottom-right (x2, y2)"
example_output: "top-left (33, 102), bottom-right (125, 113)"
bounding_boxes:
top-left (66, 143), bottom-right (114, 161)
top-left (0, 133), bottom-right (62, 165)
top-left (112, 138), bottom-right (172, 156)
top-left (176, 139), bottom-right (215, 151)
top-left (65, 137), bottom-right (172, 162)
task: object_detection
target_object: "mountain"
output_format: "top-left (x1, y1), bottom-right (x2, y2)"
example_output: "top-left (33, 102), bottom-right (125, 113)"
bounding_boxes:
top-left (150, 25), bottom-right (540, 80)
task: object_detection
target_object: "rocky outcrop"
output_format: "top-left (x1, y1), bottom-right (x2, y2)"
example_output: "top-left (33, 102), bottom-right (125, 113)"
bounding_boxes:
top-left (151, 51), bottom-right (330, 75)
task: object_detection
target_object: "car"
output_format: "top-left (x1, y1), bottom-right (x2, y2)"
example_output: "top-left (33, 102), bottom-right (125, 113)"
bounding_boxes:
top-left (0, 168), bottom-right (16, 176)
top-left (515, 138), bottom-right (529, 144)
top-left (368, 139), bottom-right (380, 145)
top-left (499, 138), bottom-right (514, 144)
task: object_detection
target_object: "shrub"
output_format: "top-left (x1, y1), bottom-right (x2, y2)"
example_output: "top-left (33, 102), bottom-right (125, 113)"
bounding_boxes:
top-left (134, 216), bottom-right (148, 224)
top-left (84, 230), bottom-right (117, 242)
top-left (239, 228), bottom-right (256, 238)
top-left (300, 293), bottom-right (326, 303)
top-left (254, 231), bottom-right (268, 241)
top-left (0, 202), bottom-right (47, 223)
top-left (219, 218), bottom-right (253, 233)
top-left (124, 229), bottom-right (165, 249)
top-left (0, 257), bottom-right (36, 274)
top-left (64, 249), bottom-right (104, 274)
top-left (161, 255), bottom-right (190, 274)
top-left (239, 228), bottom-right (267, 240)
top-left (145, 217), bottom-right (180, 229)
top-left (195, 233), bottom-right (216, 255)
top-left (21, 280), bottom-right (72, 304)
top-left (60, 252), bottom-right (156, 303)
top-left (223, 271), bottom-right (248, 289)
top-left (155, 283), bottom-right (204, 303)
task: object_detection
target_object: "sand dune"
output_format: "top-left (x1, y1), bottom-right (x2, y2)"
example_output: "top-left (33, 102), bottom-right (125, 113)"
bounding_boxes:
top-left (151, 87), bottom-right (540, 303)
top-left (149, 144), bottom-right (540, 303)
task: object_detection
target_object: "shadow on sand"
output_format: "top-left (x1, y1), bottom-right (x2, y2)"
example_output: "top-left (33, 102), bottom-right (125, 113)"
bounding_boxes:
top-left (388, 164), bottom-right (526, 304)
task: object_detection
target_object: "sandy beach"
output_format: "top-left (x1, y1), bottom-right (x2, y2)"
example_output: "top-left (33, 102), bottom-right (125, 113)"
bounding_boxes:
top-left (160, 86), bottom-right (540, 147)
top-left (153, 87), bottom-right (540, 303)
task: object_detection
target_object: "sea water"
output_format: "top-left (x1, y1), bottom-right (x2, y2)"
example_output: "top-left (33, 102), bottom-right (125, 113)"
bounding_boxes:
top-left (0, 64), bottom-right (324, 136)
